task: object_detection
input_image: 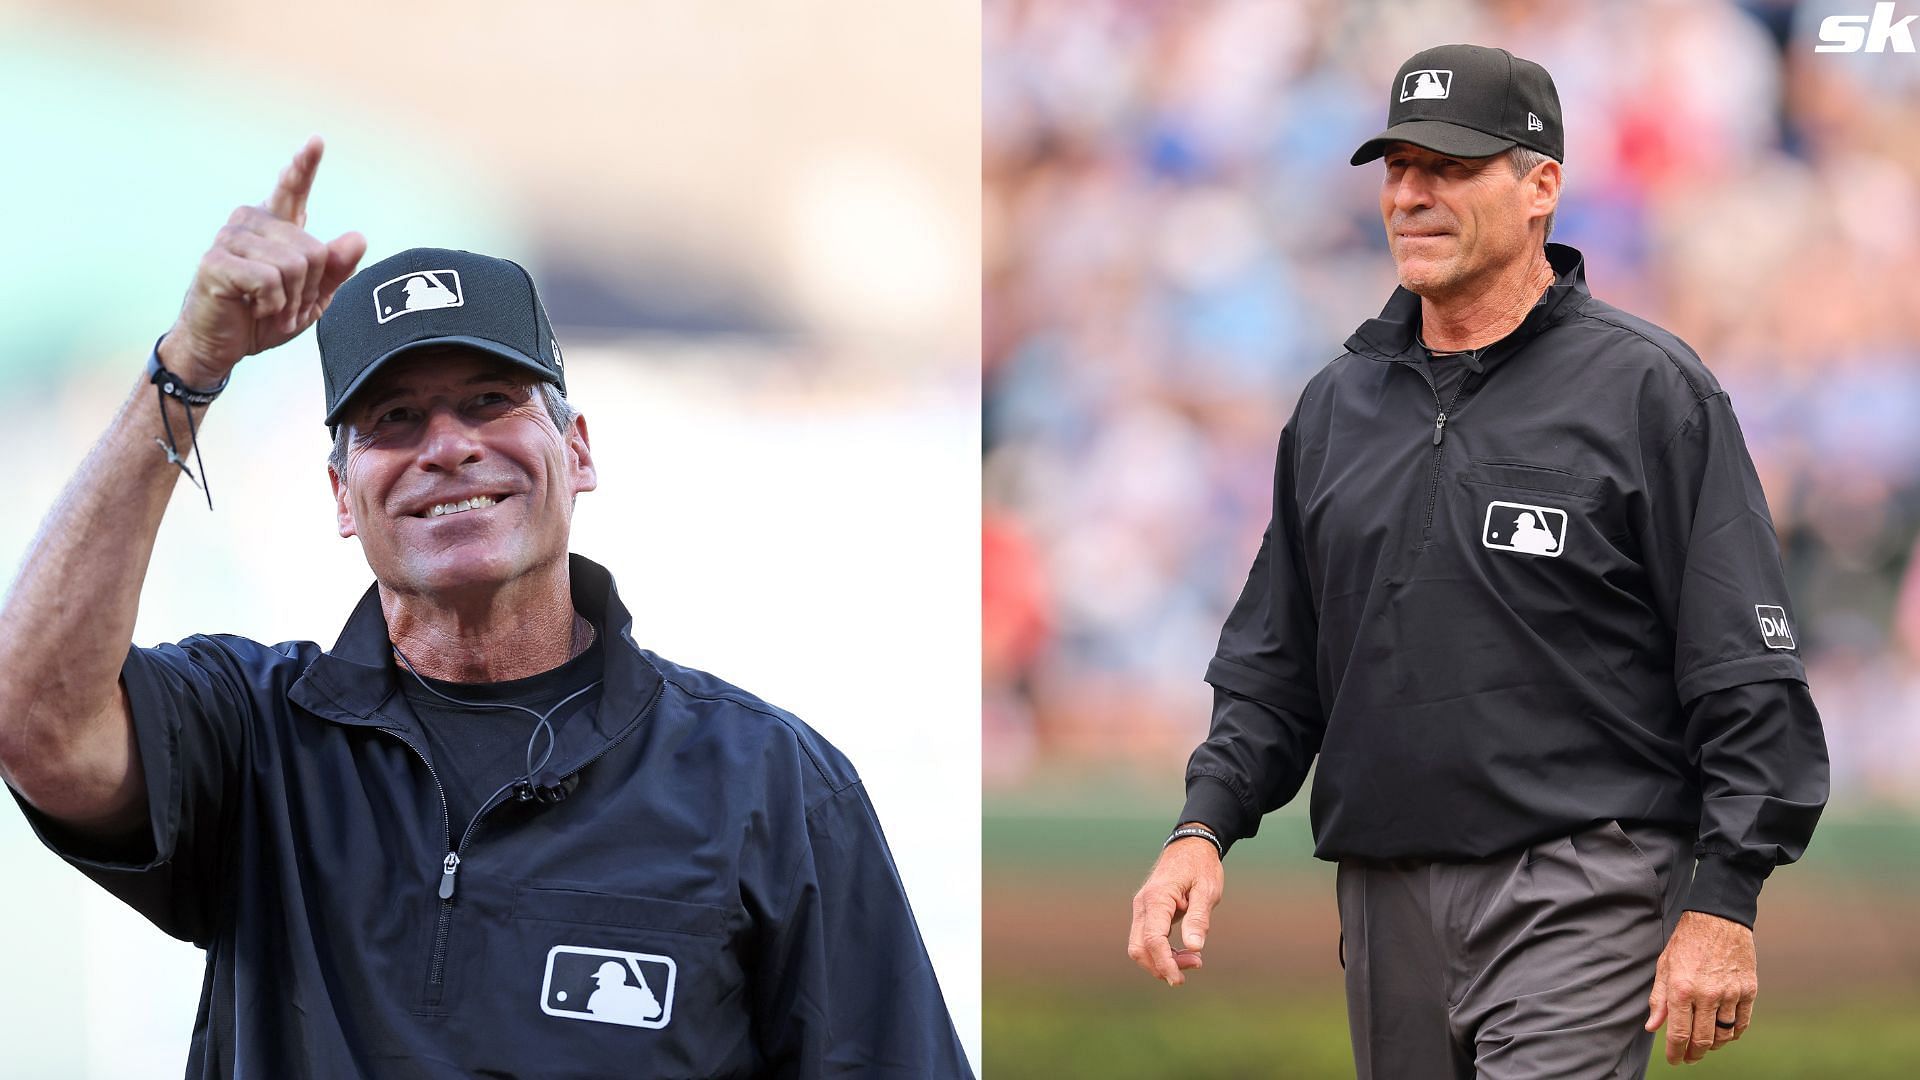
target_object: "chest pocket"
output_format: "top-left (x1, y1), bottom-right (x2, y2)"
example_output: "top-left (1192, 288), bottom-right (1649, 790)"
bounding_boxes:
top-left (1458, 460), bottom-right (1629, 554)
top-left (453, 882), bottom-right (754, 1078)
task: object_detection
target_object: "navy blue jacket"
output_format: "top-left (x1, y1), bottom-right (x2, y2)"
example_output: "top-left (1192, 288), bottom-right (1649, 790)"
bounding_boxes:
top-left (14, 554), bottom-right (972, 1078)
top-left (1182, 245), bottom-right (1828, 926)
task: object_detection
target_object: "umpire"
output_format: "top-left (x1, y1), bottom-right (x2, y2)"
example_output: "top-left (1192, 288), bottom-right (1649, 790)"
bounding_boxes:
top-left (0, 138), bottom-right (971, 1078)
top-left (1126, 44), bottom-right (1828, 1077)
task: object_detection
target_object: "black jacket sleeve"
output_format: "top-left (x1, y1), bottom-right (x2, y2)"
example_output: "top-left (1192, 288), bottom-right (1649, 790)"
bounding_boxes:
top-left (752, 781), bottom-right (974, 1078)
top-left (7, 638), bottom-right (253, 946)
top-left (1181, 420), bottom-right (1326, 852)
top-left (1638, 391), bottom-right (1829, 925)
top-left (1680, 679), bottom-right (1828, 927)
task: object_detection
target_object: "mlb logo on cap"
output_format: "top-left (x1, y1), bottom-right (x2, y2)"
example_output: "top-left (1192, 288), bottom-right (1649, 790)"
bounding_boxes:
top-left (373, 270), bottom-right (464, 324)
top-left (1400, 69), bottom-right (1453, 102)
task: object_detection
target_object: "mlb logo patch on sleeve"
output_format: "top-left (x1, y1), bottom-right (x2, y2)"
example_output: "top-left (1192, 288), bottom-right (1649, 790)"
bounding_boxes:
top-left (1482, 500), bottom-right (1567, 557)
top-left (540, 945), bottom-right (676, 1029)
top-left (1756, 605), bottom-right (1796, 650)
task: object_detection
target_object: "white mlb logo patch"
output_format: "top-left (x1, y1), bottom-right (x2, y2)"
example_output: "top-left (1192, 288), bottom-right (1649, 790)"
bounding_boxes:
top-left (1482, 500), bottom-right (1566, 557)
top-left (1755, 605), bottom-right (1795, 650)
top-left (373, 269), bottom-right (464, 324)
top-left (1400, 69), bottom-right (1453, 102)
top-left (540, 945), bottom-right (676, 1030)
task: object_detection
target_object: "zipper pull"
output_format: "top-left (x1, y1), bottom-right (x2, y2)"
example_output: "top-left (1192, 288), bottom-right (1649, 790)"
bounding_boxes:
top-left (1433, 411), bottom-right (1448, 446)
top-left (438, 851), bottom-right (461, 900)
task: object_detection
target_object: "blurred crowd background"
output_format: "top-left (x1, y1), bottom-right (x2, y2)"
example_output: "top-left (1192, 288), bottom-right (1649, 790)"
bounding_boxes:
top-left (984, 0), bottom-right (1920, 805)
top-left (0, 1), bottom-right (978, 1075)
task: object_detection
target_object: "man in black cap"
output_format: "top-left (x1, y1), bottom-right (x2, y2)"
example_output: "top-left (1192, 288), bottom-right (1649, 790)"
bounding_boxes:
top-left (0, 137), bottom-right (972, 1078)
top-left (1127, 44), bottom-right (1827, 1076)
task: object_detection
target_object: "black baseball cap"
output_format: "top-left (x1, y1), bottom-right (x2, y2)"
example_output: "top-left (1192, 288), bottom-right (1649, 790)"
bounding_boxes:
top-left (1350, 44), bottom-right (1563, 166)
top-left (317, 247), bottom-right (567, 427)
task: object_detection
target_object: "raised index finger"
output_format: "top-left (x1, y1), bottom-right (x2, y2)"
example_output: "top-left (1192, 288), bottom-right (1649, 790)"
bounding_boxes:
top-left (264, 135), bottom-right (325, 226)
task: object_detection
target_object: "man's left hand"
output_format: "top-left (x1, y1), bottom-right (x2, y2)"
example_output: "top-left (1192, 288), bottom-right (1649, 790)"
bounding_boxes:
top-left (1645, 910), bottom-right (1758, 1064)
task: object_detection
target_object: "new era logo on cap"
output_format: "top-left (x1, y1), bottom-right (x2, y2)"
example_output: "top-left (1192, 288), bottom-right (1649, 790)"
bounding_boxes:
top-left (1400, 69), bottom-right (1453, 102)
top-left (373, 270), bottom-right (464, 324)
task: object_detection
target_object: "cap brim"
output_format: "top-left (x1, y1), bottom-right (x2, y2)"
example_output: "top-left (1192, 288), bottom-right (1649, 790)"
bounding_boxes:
top-left (324, 335), bottom-right (558, 427)
top-left (1350, 120), bottom-right (1516, 166)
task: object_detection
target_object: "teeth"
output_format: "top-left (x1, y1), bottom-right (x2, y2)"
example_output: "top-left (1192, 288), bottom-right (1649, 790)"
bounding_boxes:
top-left (426, 495), bottom-right (496, 518)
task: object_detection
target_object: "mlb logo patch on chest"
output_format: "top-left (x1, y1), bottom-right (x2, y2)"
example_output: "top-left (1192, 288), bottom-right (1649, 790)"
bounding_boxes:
top-left (540, 945), bottom-right (677, 1029)
top-left (1482, 500), bottom-right (1567, 557)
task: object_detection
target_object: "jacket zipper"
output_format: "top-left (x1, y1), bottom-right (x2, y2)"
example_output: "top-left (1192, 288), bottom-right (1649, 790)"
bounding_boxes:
top-left (379, 727), bottom-right (485, 1008)
top-left (1421, 375), bottom-right (1475, 544)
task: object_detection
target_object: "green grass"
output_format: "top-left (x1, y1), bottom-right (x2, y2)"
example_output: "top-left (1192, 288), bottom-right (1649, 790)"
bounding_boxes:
top-left (985, 989), bottom-right (1920, 1078)
top-left (984, 789), bottom-right (1920, 1076)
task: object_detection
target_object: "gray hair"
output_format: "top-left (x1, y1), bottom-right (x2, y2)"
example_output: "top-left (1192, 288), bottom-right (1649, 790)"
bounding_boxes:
top-left (1505, 146), bottom-right (1557, 241)
top-left (328, 381), bottom-right (578, 477)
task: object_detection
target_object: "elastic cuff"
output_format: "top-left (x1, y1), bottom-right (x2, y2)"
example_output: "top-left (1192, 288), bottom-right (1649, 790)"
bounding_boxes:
top-left (1683, 854), bottom-right (1771, 928)
top-left (1178, 775), bottom-right (1256, 856)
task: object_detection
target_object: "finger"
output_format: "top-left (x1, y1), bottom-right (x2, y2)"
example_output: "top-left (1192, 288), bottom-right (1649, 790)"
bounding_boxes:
top-left (264, 135), bottom-right (324, 226)
top-left (1645, 962), bottom-right (1668, 1032)
top-left (1173, 949), bottom-right (1204, 971)
top-left (1732, 993), bottom-right (1754, 1041)
top-left (315, 231), bottom-right (369, 315)
top-left (1664, 995), bottom-right (1692, 1065)
top-left (1711, 1002), bottom-right (1738, 1050)
top-left (300, 233), bottom-right (328, 326)
top-left (1181, 886), bottom-right (1216, 952)
top-left (223, 230), bottom-right (312, 336)
top-left (1127, 891), bottom-right (1183, 984)
top-left (1687, 993), bottom-right (1720, 1064)
top-left (202, 248), bottom-right (291, 324)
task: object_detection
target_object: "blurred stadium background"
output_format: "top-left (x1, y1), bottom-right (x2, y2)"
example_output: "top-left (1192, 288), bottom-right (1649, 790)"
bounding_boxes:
top-left (0, 1), bottom-right (979, 1075)
top-left (984, 0), bottom-right (1920, 1075)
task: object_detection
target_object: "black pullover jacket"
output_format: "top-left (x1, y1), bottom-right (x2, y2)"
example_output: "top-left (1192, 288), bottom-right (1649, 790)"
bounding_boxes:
top-left (1181, 244), bottom-right (1829, 926)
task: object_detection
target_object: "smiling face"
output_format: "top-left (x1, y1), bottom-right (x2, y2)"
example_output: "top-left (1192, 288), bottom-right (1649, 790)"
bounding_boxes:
top-left (328, 347), bottom-right (595, 601)
top-left (1380, 142), bottom-right (1557, 300)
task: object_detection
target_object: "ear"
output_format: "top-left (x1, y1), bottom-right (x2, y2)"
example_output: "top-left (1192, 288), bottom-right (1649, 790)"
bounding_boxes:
top-left (329, 462), bottom-right (358, 538)
top-left (1530, 158), bottom-right (1563, 225)
top-left (567, 412), bottom-right (597, 496)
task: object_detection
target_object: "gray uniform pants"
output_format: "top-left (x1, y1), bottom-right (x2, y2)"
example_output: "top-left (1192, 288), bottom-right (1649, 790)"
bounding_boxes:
top-left (1336, 820), bottom-right (1694, 1080)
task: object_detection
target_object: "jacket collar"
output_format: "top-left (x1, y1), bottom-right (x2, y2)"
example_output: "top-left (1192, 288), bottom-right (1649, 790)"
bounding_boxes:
top-left (289, 554), bottom-right (664, 763)
top-left (1343, 242), bottom-right (1590, 368)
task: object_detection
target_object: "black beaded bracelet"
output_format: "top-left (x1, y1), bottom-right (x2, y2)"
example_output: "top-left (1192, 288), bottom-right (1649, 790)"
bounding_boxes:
top-left (145, 335), bottom-right (224, 510)
top-left (1164, 824), bottom-right (1225, 860)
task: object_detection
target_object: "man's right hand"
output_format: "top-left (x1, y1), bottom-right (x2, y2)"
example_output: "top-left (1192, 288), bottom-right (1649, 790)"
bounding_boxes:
top-left (159, 136), bottom-right (366, 387)
top-left (1127, 828), bottom-right (1225, 986)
